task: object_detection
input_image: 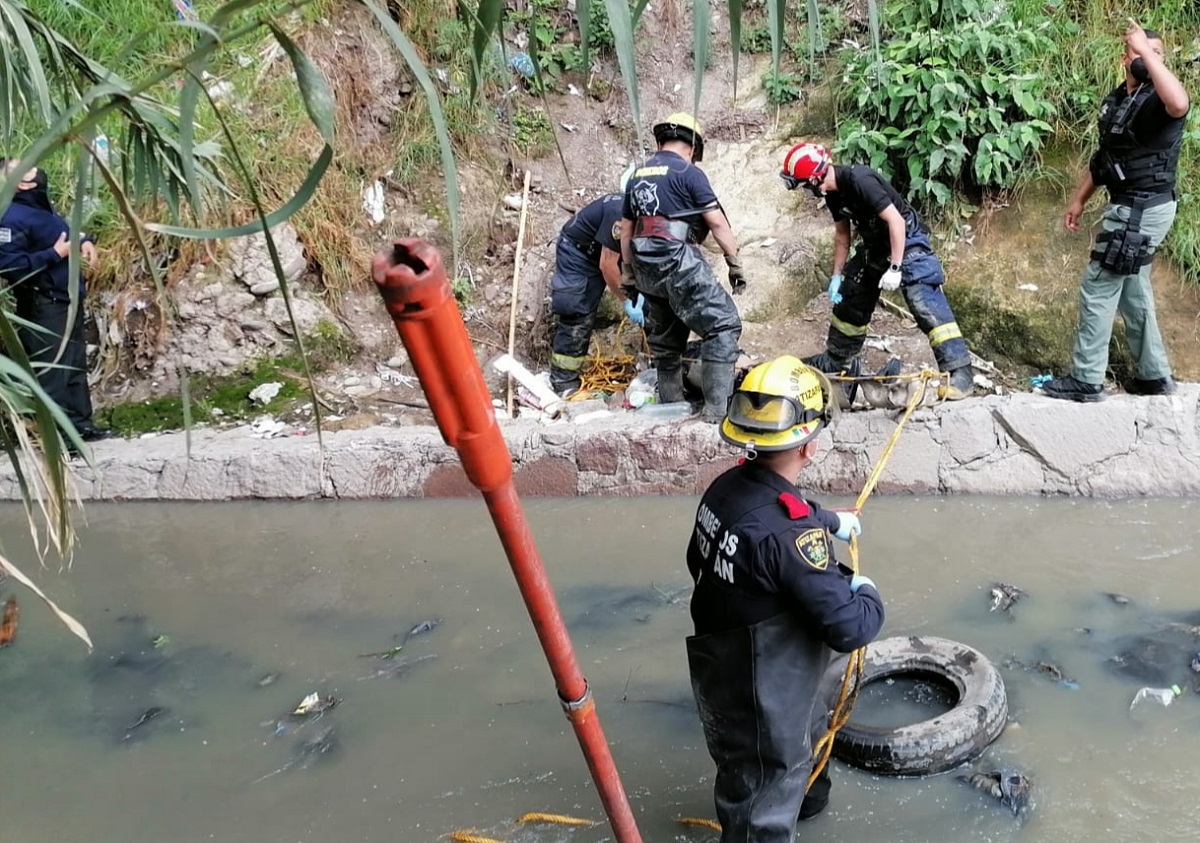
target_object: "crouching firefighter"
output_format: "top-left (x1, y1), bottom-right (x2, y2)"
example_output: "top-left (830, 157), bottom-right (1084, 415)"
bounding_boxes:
top-left (620, 112), bottom-right (747, 421)
top-left (549, 177), bottom-right (645, 396)
top-left (686, 355), bottom-right (885, 843)
top-left (780, 143), bottom-right (975, 400)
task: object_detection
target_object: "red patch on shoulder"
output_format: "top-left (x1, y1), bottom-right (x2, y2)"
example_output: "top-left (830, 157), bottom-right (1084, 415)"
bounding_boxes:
top-left (777, 492), bottom-right (810, 520)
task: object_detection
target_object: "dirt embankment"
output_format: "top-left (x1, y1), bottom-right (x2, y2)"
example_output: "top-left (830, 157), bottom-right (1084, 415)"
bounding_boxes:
top-left (93, 3), bottom-right (1200, 437)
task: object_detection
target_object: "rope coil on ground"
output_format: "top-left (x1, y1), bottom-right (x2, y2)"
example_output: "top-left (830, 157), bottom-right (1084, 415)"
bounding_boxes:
top-left (578, 318), bottom-right (647, 395)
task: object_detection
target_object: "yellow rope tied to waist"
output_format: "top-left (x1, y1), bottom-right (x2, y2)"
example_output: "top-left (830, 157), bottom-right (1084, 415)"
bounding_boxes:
top-left (806, 368), bottom-right (937, 790)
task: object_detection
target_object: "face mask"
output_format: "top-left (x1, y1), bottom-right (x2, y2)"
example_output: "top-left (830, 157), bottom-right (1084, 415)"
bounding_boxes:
top-left (1130, 57), bottom-right (1151, 84)
top-left (13, 167), bottom-right (53, 211)
top-left (802, 182), bottom-right (825, 198)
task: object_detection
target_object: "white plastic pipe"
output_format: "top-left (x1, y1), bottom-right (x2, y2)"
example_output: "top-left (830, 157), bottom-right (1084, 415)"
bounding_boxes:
top-left (491, 353), bottom-right (566, 419)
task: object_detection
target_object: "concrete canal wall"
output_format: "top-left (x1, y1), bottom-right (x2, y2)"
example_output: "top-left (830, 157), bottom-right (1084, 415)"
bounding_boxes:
top-left (5, 387), bottom-right (1200, 501)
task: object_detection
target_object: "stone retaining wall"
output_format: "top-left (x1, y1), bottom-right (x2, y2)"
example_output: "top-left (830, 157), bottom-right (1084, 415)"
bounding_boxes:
top-left (6, 387), bottom-right (1199, 501)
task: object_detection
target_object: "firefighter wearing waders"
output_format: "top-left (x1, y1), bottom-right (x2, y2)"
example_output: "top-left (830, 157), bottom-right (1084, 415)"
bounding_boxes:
top-left (619, 113), bottom-right (746, 421)
top-left (1042, 20), bottom-right (1189, 402)
top-left (686, 356), bottom-right (885, 843)
top-left (548, 189), bottom-right (645, 396)
top-left (780, 143), bottom-right (976, 400)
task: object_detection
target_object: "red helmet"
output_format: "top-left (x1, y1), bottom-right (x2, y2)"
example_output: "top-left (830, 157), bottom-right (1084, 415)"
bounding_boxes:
top-left (781, 143), bottom-right (831, 188)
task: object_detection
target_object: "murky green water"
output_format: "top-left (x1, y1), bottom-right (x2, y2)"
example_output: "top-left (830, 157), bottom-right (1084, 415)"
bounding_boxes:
top-left (1, 496), bottom-right (1198, 842)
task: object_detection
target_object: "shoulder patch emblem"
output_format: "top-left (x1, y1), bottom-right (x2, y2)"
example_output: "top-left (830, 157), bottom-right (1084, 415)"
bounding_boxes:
top-left (795, 528), bottom-right (829, 571)
top-left (611, 221), bottom-right (622, 240)
top-left (0, 228), bottom-right (11, 244)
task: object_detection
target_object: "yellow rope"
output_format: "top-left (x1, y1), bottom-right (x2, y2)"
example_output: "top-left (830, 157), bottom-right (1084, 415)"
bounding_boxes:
top-left (448, 832), bottom-right (504, 843)
top-left (579, 317), bottom-right (646, 394)
top-left (806, 369), bottom-right (935, 790)
top-left (678, 816), bottom-right (723, 831)
top-left (516, 812), bottom-right (596, 826)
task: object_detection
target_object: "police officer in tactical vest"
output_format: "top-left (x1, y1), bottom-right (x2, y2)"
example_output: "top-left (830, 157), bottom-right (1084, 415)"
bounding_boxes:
top-left (549, 185), bottom-right (645, 397)
top-left (780, 142), bottom-right (976, 400)
top-left (619, 113), bottom-right (746, 421)
top-left (686, 355), bottom-right (885, 843)
top-left (1042, 19), bottom-right (1190, 401)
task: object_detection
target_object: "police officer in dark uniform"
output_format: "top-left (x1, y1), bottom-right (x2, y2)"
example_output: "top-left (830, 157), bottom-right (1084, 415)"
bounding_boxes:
top-left (780, 142), bottom-right (976, 400)
top-left (0, 160), bottom-right (108, 442)
top-left (686, 355), bottom-right (885, 843)
top-left (549, 190), bottom-right (645, 396)
top-left (619, 112), bottom-right (746, 421)
top-left (1043, 20), bottom-right (1189, 402)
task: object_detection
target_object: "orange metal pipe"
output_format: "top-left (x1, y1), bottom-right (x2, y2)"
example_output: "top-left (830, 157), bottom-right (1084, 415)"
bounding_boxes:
top-left (371, 239), bottom-right (644, 843)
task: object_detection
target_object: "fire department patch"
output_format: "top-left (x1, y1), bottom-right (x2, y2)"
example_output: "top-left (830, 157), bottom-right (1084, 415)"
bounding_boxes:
top-left (611, 221), bottom-right (622, 241)
top-left (794, 528), bottom-right (829, 571)
top-left (0, 228), bottom-right (11, 244)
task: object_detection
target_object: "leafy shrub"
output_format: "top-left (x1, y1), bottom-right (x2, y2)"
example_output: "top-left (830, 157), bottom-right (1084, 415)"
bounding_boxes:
top-left (835, 0), bottom-right (1056, 210)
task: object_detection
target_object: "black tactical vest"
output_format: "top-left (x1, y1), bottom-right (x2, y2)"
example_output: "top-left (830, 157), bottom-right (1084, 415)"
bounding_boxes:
top-left (1090, 83), bottom-right (1183, 195)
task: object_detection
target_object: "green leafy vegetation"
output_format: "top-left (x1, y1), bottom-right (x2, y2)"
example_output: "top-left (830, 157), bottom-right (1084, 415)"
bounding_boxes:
top-left (511, 105), bottom-right (554, 156)
top-left (97, 356), bottom-right (307, 436)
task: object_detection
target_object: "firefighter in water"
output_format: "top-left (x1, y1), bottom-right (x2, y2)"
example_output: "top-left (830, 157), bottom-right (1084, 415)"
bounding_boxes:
top-left (780, 142), bottom-right (976, 400)
top-left (548, 172), bottom-right (645, 396)
top-left (686, 355), bottom-right (885, 843)
top-left (619, 112), bottom-right (746, 421)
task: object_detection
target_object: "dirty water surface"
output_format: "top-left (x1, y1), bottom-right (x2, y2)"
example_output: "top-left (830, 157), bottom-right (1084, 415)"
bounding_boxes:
top-left (2, 497), bottom-right (1199, 843)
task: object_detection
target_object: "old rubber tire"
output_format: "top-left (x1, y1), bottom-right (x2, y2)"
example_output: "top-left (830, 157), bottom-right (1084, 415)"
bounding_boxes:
top-left (821, 635), bottom-right (1007, 776)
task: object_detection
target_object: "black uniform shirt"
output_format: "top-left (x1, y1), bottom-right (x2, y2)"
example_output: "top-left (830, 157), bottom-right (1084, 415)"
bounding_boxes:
top-left (561, 193), bottom-right (624, 254)
top-left (824, 165), bottom-right (927, 252)
top-left (686, 460), bottom-right (885, 652)
top-left (622, 150), bottom-right (718, 243)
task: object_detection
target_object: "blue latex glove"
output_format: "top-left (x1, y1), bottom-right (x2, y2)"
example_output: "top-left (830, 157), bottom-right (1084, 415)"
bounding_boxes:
top-left (850, 574), bottom-right (876, 594)
top-left (623, 294), bottom-right (645, 326)
top-left (828, 273), bottom-right (844, 305)
top-left (833, 511), bottom-right (861, 541)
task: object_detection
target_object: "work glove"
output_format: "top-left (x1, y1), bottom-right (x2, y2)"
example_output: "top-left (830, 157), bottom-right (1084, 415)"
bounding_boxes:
top-left (726, 254), bottom-right (747, 295)
top-left (623, 293), bottom-right (645, 326)
top-left (828, 273), bottom-right (844, 305)
top-left (849, 574), bottom-right (877, 594)
top-left (879, 264), bottom-right (902, 292)
top-left (833, 511), bottom-right (861, 542)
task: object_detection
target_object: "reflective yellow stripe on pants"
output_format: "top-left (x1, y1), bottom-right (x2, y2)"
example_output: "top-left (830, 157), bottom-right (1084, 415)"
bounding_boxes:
top-left (551, 352), bottom-right (586, 372)
top-left (928, 322), bottom-right (963, 347)
top-left (831, 314), bottom-right (869, 338)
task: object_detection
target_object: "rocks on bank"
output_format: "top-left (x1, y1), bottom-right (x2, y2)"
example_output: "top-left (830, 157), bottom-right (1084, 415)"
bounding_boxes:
top-left (6, 387), bottom-right (1198, 502)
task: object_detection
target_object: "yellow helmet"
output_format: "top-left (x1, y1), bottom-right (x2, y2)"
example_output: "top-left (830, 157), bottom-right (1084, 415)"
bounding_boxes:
top-left (720, 356), bottom-right (833, 452)
top-left (653, 112), bottom-right (705, 162)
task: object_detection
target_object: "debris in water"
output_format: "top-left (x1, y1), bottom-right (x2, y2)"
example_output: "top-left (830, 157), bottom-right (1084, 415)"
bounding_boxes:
top-left (1105, 592), bottom-right (1132, 606)
top-left (0, 596), bottom-right (17, 647)
top-left (358, 645), bottom-right (405, 660)
top-left (398, 618), bottom-right (442, 643)
top-left (989, 583), bottom-right (1027, 615)
top-left (257, 672), bottom-right (280, 688)
top-left (358, 652), bottom-right (438, 681)
top-left (1190, 652), bottom-right (1200, 674)
top-left (151, 634), bottom-right (170, 649)
top-left (253, 725), bottom-right (338, 783)
top-left (958, 767), bottom-right (1032, 816)
top-left (123, 706), bottom-right (166, 740)
top-left (292, 692), bottom-right (340, 717)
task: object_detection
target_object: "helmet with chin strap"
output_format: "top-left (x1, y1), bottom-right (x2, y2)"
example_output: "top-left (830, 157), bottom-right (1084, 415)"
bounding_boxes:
top-left (780, 142), bottom-right (831, 191)
top-left (653, 112), bottom-right (706, 162)
top-left (720, 355), bottom-right (836, 453)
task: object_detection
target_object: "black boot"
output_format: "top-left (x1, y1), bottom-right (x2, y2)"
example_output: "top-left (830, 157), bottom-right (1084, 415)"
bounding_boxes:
top-left (803, 352), bottom-right (860, 406)
top-left (656, 364), bottom-right (686, 404)
top-left (1126, 376), bottom-right (1177, 396)
top-left (1039, 374), bottom-right (1104, 402)
top-left (699, 360), bottom-right (737, 423)
top-left (798, 762), bottom-right (832, 821)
